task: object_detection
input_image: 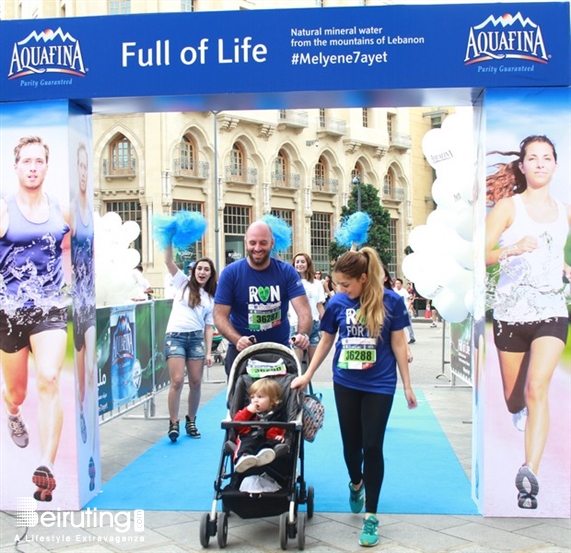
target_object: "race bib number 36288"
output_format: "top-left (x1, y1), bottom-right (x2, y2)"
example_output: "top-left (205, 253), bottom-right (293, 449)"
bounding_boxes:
top-left (338, 337), bottom-right (377, 370)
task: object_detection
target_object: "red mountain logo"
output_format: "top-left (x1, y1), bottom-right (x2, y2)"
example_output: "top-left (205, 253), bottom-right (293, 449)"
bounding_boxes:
top-left (464, 12), bottom-right (549, 65)
top-left (8, 27), bottom-right (87, 79)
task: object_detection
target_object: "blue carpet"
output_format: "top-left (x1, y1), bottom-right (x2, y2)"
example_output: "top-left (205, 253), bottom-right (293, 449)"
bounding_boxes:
top-left (87, 389), bottom-right (478, 515)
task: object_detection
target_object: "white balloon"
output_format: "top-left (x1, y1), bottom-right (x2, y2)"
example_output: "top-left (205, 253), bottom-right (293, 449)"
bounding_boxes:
top-left (122, 221), bottom-right (141, 245)
top-left (427, 207), bottom-right (456, 231)
top-left (442, 264), bottom-right (473, 297)
top-left (121, 248), bottom-right (141, 270)
top-left (453, 237), bottom-right (475, 270)
top-left (431, 177), bottom-right (468, 212)
top-left (402, 253), bottom-right (428, 283)
top-left (421, 128), bottom-right (456, 171)
top-left (441, 111), bottom-right (475, 164)
top-left (433, 288), bottom-right (469, 323)
top-left (101, 211), bottom-right (122, 232)
top-left (454, 206), bottom-right (474, 241)
top-left (408, 226), bottom-right (429, 253)
top-left (437, 161), bottom-right (476, 204)
top-left (414, 272), bottom-right (444, 300)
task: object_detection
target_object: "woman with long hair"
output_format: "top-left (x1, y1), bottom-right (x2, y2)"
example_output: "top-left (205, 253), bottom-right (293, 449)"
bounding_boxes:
top-left (291, 247), bottom-right (417, 547)
top-left (486, 135), bottom-right (570, 509)
top-left (164, 247), bottom-right (217, 442)
top-left (290, 252), bottom-right (326, 367)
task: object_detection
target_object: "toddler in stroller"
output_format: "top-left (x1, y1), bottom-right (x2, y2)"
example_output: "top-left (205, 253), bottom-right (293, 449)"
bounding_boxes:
top-left (233, 378), bottom-right (289, 473)
top-left (200, 342), bottom-right (315, 550)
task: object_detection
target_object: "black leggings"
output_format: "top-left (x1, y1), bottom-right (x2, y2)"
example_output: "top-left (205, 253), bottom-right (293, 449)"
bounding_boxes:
top-left (334, 382), bottom-right (394, 514)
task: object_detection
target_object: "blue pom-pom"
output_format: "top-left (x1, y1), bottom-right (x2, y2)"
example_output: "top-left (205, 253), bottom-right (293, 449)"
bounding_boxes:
top-left (260, 214), bottom-right (292, 256)
top-left (152, 211), bottom-right (207, 251)
top-left (172, 211), bottom-right (207, 251)
top-left (152, 214), bottom-right (177, 251)
top-left (335, 212), bottom-right (372, 247)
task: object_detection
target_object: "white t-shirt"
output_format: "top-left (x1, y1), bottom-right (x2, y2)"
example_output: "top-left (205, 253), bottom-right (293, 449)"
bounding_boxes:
top-left (289, 277), bottom-right (325, 325)
top-left (395, 286), bottom-right (409, 305)
top-left (165, 270), bottom-right (214, 333)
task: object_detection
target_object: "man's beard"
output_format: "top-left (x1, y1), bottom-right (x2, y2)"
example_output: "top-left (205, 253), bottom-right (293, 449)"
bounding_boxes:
top-left (248, 251), bottom-right (270, 267)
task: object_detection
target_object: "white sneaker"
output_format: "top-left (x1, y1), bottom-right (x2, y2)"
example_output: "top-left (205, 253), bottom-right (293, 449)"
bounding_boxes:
top-left (430, 322), bottom-right (437, 328)
top-left (235, 455), bottom-right (257, 473)
top-left (255, 448), bottom-right (276, 467)
top-left (513, 408), bottom-right (527, 432)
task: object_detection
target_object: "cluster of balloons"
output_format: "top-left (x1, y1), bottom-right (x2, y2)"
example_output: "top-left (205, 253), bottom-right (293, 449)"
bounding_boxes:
top-left (402, 110), bottom-right (476, 323)
top-left (94, 211), bottom-right (142, 306)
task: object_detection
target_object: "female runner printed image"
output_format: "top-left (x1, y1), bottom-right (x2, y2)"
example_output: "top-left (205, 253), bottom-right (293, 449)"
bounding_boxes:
top-left (485, 135), bottom-right (570, 510)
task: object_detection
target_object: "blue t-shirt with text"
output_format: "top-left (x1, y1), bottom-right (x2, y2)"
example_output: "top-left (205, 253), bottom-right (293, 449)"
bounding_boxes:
top-left (215, 257), bottom-right (306, 346)
top-left (320, 288), bottom-right (409, 394)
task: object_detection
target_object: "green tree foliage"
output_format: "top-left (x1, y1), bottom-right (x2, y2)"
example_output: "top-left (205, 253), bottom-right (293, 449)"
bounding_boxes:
top-left (328, 182), bottom-right (392, 265)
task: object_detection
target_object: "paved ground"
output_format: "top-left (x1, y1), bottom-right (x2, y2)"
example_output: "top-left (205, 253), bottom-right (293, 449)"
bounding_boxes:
top-left (1, 319), bottom-right (569, 552)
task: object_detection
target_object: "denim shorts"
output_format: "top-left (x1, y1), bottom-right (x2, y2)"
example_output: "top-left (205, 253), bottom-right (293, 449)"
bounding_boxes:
top-left (165, 331), bottom-right (206, 360)
top-left (290, 319), bottom-right (321, 347)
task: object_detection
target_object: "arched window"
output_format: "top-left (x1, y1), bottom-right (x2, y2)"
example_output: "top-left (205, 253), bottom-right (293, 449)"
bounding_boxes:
top-left (179, 135), bottom-right (195, 173)
top-left (351, 163), bottom-right (364, 183)
top-left (384, 168), bottom-right (395, 197)
top-left (108, 135), bottom-right (135, 176)
top-left (230, 142), bottom-right (244, 177)
top-left (274, 149), bottom-right (288, 182)
top-left (314, 157), bottom-right (326, 188)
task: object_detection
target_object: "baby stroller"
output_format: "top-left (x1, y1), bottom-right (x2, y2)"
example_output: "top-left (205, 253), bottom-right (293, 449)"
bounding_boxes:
top-left (200, 342), bottom-right (314, 550)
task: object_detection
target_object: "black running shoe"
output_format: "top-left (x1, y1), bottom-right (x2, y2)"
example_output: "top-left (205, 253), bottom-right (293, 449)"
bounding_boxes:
top-left (32, 466), bottom-right (56, 502)
top-left (518, 492), bottom-right (537, 509)
top-left (515, 465), bottom-right (539, 496)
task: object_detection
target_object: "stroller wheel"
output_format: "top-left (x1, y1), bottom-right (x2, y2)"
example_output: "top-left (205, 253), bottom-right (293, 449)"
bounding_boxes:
top-left (306, 486), bottom-right (315, 520)
top-left (217, 512), bottom-right (228, 548)
top-left (279, 512), bottom-right (288, 550)
top-left (199, 513), bottom-right (211, 548)
top-left (297, 512), bottom-right (306, 550)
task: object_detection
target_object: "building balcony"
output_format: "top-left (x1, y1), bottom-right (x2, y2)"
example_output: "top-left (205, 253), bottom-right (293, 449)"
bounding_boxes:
top-left (317, 117), bottom-right (347, 137)
top-left (102, 158), bottom-right (136, 180)
top-left (313, 177), bottom-right (339, 194)
top-left (270, 171), bottom-right (301, 189)
top-left (172, 159), bottom-right (209, 180)
top-left (277, 110), bottom-right (309, 130)
top-left (225, 165), bottom-right (258, 185)
top-left (382, 185), bottom-right (404, 202)
top-left (389, 132), bottom-right (412, 151)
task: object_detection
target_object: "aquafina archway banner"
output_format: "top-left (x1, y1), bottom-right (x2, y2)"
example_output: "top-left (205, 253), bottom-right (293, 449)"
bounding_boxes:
top-left (1, 1), bottom-right (570, 518)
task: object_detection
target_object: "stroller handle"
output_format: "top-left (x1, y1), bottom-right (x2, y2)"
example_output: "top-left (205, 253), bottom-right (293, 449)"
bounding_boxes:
top-left (221, 420), bottom-right (301, 431)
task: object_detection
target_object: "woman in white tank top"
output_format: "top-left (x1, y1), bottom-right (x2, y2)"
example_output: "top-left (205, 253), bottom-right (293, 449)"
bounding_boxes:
top-left (486, 135), bottom-right (570, 510)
